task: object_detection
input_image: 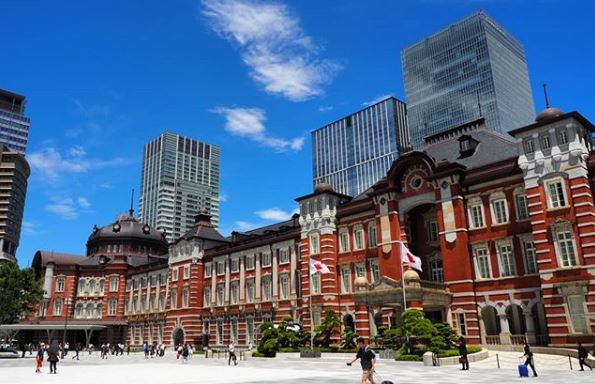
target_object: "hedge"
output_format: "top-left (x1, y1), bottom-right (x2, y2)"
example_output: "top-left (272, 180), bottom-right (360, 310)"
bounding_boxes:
top-left (437, 345), bottom-right (482, 358)
top-left (395, 354), bottom-right (423, 362)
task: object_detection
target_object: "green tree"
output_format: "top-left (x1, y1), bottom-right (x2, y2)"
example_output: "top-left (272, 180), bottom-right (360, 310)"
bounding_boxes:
top-left (0, 263), bottom-right (44, 324)
top-left (277, 317), bottom-right (305, 349)
top-left (341, 328), bottom-right (358, 350)
top-left (314, 309), bottom-right (341, 347)
top-left (257, 322), bottom-right (280, 357)
top-left (396, 309), bottom-right (442, 354)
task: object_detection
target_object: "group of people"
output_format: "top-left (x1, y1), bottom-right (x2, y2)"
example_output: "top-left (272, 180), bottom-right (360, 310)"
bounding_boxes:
top-left (97, 342), bottom-right (129, 358)
top-left (143, 342), bottom-right (167, 358)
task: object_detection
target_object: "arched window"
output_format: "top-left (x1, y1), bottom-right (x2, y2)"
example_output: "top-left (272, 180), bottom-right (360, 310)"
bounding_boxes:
top-left (89, 279), bottom-right (97, 295)
top-left (75, 303), bottom-right (84, 318)
top-left (85, 303), bottom-right (94, 319)
top-left (96, 303), bottom-right (103, 319)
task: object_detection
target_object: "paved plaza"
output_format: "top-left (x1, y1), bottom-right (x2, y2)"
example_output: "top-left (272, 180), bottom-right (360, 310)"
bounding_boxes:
top-left (0, 351), bottom-right (591, 384)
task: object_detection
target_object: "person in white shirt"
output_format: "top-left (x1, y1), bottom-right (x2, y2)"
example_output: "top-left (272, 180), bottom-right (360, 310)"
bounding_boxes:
top-left (228, 342), bottom-right (238, 366)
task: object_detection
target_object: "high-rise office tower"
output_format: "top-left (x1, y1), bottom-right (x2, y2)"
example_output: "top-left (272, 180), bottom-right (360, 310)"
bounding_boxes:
top-left (402, 12), bottom-right (535, 149)
top-left (0, 89), bottom-right (30, 154)
top-left (139, 133), bottom-right (220, 242)
top-left (312, 97), bottom-right (409, 197)
top-left (0, 146), bottom-right (30, 263)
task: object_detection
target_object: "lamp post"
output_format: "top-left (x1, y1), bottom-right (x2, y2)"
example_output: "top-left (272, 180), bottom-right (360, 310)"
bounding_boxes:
top-left (62, 297), bottom-right (73, 346)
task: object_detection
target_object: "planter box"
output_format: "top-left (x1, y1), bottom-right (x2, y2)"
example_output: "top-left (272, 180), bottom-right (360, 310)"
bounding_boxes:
top-left (300, 350), bottom-right (322, 358)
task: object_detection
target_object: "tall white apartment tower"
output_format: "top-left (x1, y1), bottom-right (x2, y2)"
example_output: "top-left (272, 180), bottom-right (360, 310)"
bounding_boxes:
top-left (139, 132), bottom-right (220, 242)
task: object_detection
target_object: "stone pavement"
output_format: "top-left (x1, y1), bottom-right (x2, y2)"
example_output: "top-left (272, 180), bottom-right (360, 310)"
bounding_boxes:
top-left (0, 351), bottom-right (592, 384)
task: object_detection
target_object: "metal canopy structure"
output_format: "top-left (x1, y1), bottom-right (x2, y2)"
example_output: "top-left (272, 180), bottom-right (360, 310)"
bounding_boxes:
top-left (0, 324), bottom-right (107, 347)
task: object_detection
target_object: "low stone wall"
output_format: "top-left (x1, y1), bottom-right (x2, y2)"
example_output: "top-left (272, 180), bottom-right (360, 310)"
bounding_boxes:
top-left (436, 348), bottom-right (489, 366)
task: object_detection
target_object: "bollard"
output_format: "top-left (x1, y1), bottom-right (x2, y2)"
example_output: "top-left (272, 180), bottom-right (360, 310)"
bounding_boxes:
top-left (496, 353), bottom-right (500, 369)
top-left (568, 355), bottom-right (573, 370)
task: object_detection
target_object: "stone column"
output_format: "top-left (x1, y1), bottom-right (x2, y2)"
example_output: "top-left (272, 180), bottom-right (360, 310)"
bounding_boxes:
top-left (477, 312), bottom-right (487, 344)
top-left (523, 310), bottom-right (536, 344)
top-left (239, 254), bottom-right (245, 301)
top-left (255, 253), bottom-right (261, 300)
top-left (498, 313), bottom-right (511, 345)
top-left (224, 256), bottom-right (230, 303)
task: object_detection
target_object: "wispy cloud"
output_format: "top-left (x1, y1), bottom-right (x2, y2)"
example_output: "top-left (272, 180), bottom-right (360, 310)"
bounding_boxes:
top-left (234, 220), bottom-right (259, 232)
top-left (219, 192), bottom-right (228, 203)
top-left (256, 207), bottom-right (297, 221)
top-left (22, 221), bottom-right (39, 235)
top-left (212, 107), bottom-right (304, 151)
top-left (28, 146), bottom-right (135, 182)
top-left (45, 196), bottom-right (93, 220)
top-left (318, 105), bottom-right (333, 112)
top-left (201, 0), bottom-right (340, 101)
top-left (78, 197), bottom-right (91, 209)
top-left (362, 94), bottom-right (393, 107)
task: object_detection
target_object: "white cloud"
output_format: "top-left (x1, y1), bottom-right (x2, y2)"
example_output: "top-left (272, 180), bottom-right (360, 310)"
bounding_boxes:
top-left (318, 105), bottom-right (333, 112)
top-left (212, 107), bottom-right (304, 152)
top-left (202, 0), bottom-right (340, 101)
top-left (22, 221), bottom-right (37, 235)
top-left (234, 220), bottom-right (258, 232)
top-left (256, 207), bottom-right (297, 221)
top-left (45, 198), bottom-right (78, 220)
top-left (78, 197), bottom-right (91, 209)
top-left (28, 146), bottom-right (135, 182)
top-left (219, 192), bottom-right (228, 203)
top-left (362, 94), bottom-right (393, 107)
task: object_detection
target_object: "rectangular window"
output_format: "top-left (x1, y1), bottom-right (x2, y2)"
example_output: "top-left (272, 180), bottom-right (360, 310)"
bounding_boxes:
top-left (475, 247), bottom-right (491, 279)
top-left (430, 259), bottom-right (444, 282)
top-left (524, 139), bottom-right (535, 154)
top-left (230, 258), bottom-right (239, 273)
top-left (172, 268), bottom-right (178, 282)
top-left (498, 243), bottom-right (516, 277)
top-left (57, 277), bottom-right (65, 292)
top-left (108, 299), bottom-right (117, 315)
top-left (216, 284), bottom-right (224, 305)
top-left (427, 220), bottom-right (439, 242)
top-left (182, 287), bottom-right (189, 308)
top-left (245, 255), bottom-right (255, 270)
top-left (341, 266), bottom-right (351, 293)
top-left (370, 260), bottom-right (380, 282)
top-left (492, 199), bottom-right (508, 224)
top-left (355, 263), bottom-right (366, 278)
top-left (159, 292), bottom-right (165, 311)
top-left (457, 313), bottom-right (467, 336)
top-left (216, 261), bottom-right (225, 275)
top-left (557, 230), bottom-right (578, 267)
top-left (262, 252), bottom-right (272, 267)
top-left (339, 232), bottom-right (349, 253)
top-left (547, 180), bottom-right (567, 208)
top-left (231, 318), bottom-right (238, 343)
top-left (523, 240), bottom-right (538, 274)
top-left (204, 287), bottom-right (211, 306)
top-left (54, 299), bottom-right (62, 316)
top-left (246, 279), bottom-right (255, 303)
top-left (230, 281), bottom-right (239, 304)
top-left (515, 194), bottom-right (530, 220)
top-left (183, 265), bottom-right (190, 280)
top-left (280, 274), bottom-right (290, 299)
top-left (368, 224), bottom-right (378, 247)
top-left (558, 128), bottom-right (569, 145)
top-left (247, 318), bottom-right (255, 344)
top-left (469, 204), bottom-right (484, 228)
top-left (567, 295), bottom-right (588, 334)
top-left (354, 229), bottom-right (365, 250)
top-left (170, 289), bottom-right (177, 309)
top-left (541, 134), bottom-right (551, 150)
top-left (309, 233), bottom-right (320, 255)
top-left (311, 273), bottom-right (320, 294)
top-left (216, 320), bottom-right (223, 345)
top-left (204, 262), bottom-right (212, 278)
top-left (279, 248), bottom-right (289, 264)
top-left (262, 276), bottom-right (272, 301)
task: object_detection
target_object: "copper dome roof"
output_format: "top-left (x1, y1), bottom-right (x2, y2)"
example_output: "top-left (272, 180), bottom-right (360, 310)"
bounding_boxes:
top-left (535, 106), bottom-right (565, 123)
top-left (87, 213), bottom-right (167, 245)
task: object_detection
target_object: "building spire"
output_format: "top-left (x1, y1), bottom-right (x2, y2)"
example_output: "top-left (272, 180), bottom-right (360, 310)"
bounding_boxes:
top-left (542, 83), bottom-right (551, 108)
top-left (129, 188), bottom-right (135, 216)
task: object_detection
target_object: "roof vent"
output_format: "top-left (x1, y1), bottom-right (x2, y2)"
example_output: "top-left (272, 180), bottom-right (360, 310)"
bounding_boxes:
top-left (458, 135), bottom-right (479, 158)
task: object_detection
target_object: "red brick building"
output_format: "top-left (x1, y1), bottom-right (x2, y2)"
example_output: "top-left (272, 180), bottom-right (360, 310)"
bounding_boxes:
top-left (27, 106), bottom-right (594, 348)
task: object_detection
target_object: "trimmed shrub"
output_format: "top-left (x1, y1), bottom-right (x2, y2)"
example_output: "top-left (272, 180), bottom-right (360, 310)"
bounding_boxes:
top-left (395, 354), bottom-right (423, 362)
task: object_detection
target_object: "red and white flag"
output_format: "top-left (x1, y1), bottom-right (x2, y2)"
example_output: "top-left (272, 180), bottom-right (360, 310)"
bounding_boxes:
top-left (400, 243), bottom-right (423, 272)
top-left (309, 259), bottom-right (330, 275)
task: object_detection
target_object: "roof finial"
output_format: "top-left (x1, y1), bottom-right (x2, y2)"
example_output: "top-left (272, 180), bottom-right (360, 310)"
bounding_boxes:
top-left (129, 188), bottom-right (135, 216)
top-left (542, 83), bottom-right (550, 109)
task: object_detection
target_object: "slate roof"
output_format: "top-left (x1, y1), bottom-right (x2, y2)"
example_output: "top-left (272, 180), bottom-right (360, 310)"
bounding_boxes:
top-left (33, 251), bottom-right (85, 266)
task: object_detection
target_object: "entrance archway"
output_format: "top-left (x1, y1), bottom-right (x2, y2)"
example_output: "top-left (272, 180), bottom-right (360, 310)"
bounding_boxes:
top-left (343, 314), bottom-right (355, 332)
top-left (506, 304), bottom-right (526, 335)
top-left (172, 327), bottom-right (185, 346)
top-left (481, 306), bottom-right (500, 335)
top-left (405, 204), bottom-right (441, 281)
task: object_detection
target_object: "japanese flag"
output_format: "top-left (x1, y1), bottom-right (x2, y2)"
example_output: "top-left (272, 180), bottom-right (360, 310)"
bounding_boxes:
top-left (309, 259), bottom-right (330, 275)
top-left (400, 243), bottom-right (423, 272)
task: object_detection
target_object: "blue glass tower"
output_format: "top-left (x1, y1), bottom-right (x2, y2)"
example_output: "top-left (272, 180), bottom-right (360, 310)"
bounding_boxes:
top-left (0, 89), bottom-right (30, 154)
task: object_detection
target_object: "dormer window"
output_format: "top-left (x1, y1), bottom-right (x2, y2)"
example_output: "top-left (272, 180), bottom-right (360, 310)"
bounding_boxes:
top-left (523, 139), bottom-right (535, 154)
top-left (540, 134), bottom-right (551, 150)
top-left (558, 128), bottom-right (569, 145)
top-left (458, 135), bottom-right (478, 158)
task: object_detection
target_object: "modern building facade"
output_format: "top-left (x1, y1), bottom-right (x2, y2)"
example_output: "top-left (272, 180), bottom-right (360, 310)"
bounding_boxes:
top-left (312, 97), bottom-right (409, 197)
top-left (0, 89), bottom-right (30, 154)
top-left (25, 103), bottom-right (595, 350)
top-left (139, 132), bottom-right (220, 242)
top-left (0, 146), bottom-right (30, 263)
top-left (402, 11), bottom-right (535, 149)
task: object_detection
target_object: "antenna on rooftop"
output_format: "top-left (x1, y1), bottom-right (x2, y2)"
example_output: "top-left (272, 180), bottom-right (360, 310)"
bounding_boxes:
top-left (542, 83), bottom-right (551, 108)
top-left (129, 188), bottom-right (135, 216)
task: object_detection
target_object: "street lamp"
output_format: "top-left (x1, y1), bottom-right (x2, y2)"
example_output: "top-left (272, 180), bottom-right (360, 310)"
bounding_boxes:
top-left (62, 297), bottom-right (73, 346)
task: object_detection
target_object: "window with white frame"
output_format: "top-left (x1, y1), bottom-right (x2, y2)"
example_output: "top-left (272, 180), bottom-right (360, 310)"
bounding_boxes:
top-left (262, 276), bottom-right (272, 301)
top-left (108, 298), bottom-right (117, 315)
top-left (245, 254), bottom-right (255, 270)
top-left (57, 277), bottom-right (65, 292)
top-left (170, 289), bottom-right (177, 309)
top-left (355, 263), bottom-right (366, 278)
top-left (183, 265), bottom-right (190, 280)
top-left (109, 276), bottom-right (118, 291)
top-left (311, 273), bottom-right (321, 294)
top-left (558, 128), bottom-right (569, 145)
top-left (340, 266), bottom-right (351, 293)
top-left (429, 257), bottom-right (444, 282)
top-left (540, 134), bottom-right (551, 150)
top-left (354, 227), bottom-right (365, 250)
top-left (339, 231), bottom-right (350, 253)
top-left (216, 320), bottom-right (223, 345)
top-left (246, 279), bottom-right (255, 303)
top-left (546, 179), bottom-right (567, 208)
top-left (140, 294), bottom-right (146, 312)
top-left (521, 239), bottom-right (538, 274)
top-left (280, 274), bottom-right (290, 299)
top-left (497, 241), bottom-right (516, 277)
top-left (204, 262), bottom-right (212, 277)
top-left (182, 287), bottom-right (189, 308)
top-left (309, 233), bottom-right (320, 255)
top-left (370, 260), bottom-right (380, 282)
top-left (490, 194), bottom-right (509, 224)
top-left (230, 281), bottom-right (239, 304)
top-left (216, 284), bottom-right (224, 305)
top-left (262, 252), bottom-right (272, 267)
top-left (515, 193), bottom-right (530, 220)
top-left (554, 225), bottom-right (578, 267)
top-left (158, 292), bottom-right (165, 311)
top-left (216, 261), bottom-right (225, 275)
top-left (567, 295), bottom-right (588, 334)
top-left (457, 312), bottom-right (467, 336)
top-left (54, 298), bottom-right (62, 316)
top-left (468, 199), bottom-right (485, 228)
top-left (246, 317), bottom-right (255, 344)
top-left (279, 248), bottom-right (289, 264)
top-left (231, 318), bottom-right (238, 342)
top-left (230, 258), bottom-right (239, 273)
top-left (474, 245), bottom-right (492, 279)
top-left (427, 220), bottom-right (439, 242)
top-left (204, 287), bottom-right (211, 306)
top-left (523, 138), bottom-right (535, 154)
top-left (368, 223), bottom-right (378, 247)
top-left (172, 268), bottom-right (178, 281)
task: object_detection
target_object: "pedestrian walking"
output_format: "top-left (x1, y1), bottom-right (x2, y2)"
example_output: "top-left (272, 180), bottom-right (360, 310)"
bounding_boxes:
top-left (521, 342), bottom-right (538, 377)
top-left (126, 343), bottom-right (130, 355)
top-left (346, 337), bottom-right (379, 384)
top-left (72, 342), bottom-right (80, 360)
top-left (228, 341), bottom-right (238, 366)
top-left (47, 341), bottom-right (60, 374)
top-left (143, 342), bottom-right (149, 359)
top-left (457, 336), bottom-right (469, 371)
top-left (181, 343), bottom-right (189, 364)
top-left (578, 342), bottom-right (592, 371)
top-left (35, 343), bottom-right (44, 373)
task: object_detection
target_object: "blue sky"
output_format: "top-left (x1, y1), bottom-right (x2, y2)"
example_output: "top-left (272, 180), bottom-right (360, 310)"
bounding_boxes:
top-left (2, 0), bottom-right (594, 267)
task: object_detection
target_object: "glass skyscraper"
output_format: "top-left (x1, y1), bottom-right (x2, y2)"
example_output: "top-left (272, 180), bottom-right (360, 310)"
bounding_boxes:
top-left (139, 132), bottom-right (220, 242)
top-left (0, 89), bottom-right (30, 154)
top-left (312, 97), bottom-right (409, 197)
top-left (402, 12), bottom-right (535, 149)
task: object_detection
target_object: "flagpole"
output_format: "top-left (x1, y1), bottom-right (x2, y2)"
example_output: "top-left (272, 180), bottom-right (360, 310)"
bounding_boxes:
top-left (400, 242), bottom-right (407, 311)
